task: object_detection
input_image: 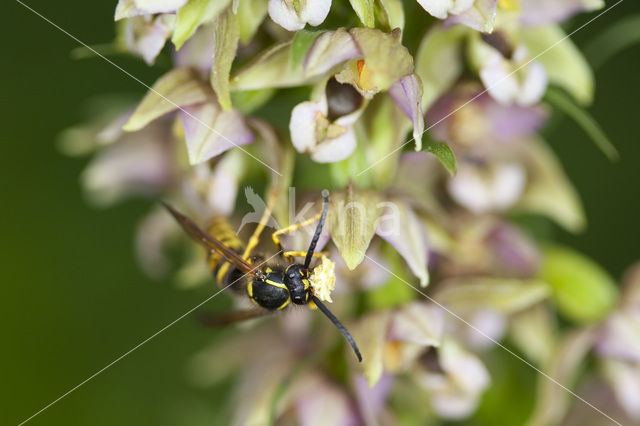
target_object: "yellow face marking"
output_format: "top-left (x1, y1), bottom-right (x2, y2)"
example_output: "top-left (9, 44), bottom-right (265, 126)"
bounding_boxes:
top-left (247, 281), bottom-right (254, 297)
top-left (266, 267), bottom-right (273, 273)
top-left (277, 298), bottom-right (290, 310)
top-left (302, 278), bottom-right (310, 290)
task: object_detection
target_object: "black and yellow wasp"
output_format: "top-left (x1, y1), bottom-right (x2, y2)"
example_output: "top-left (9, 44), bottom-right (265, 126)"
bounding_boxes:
top-left (162, 190), bottom-right (362, 362)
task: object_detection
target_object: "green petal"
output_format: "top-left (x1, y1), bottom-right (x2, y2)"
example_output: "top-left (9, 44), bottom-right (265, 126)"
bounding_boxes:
top-left (328, 184), bottom-right (383, 270)
top-left (415, 24), bottom-right (468, 111)
top-left (539, 245), bottom-right (618, 324)
top-left (235, 0), bottom-right (268, 45)
top-left (516, 139), bottom-right (586, 233)
top-left (210, 8), bottom-right (239, 111)
top-left (122, 68), bottom-right (209, 132)
top-left (291, 29), bottom-right (325, 70)
top-left (344, 28), bottom-right (413, 94)
top-left (230, 42), bottom-right (311, 90)
top-left (348, 0), bottom-right (376, 28)
top-left (172, 0), bottom-right (231, 50)
top-left (520, 25), bottom-right (595, 105)
top-left (435, 277), bottom-right (550, 314)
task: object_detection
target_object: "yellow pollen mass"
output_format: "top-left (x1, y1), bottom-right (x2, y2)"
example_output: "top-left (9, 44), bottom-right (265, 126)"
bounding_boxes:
top-left (309, 255), bottom-right (336, 302)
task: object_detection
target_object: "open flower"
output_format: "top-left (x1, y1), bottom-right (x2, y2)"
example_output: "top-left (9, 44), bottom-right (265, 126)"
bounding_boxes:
top-left (477, 42), bottom-right (548, 106)
top-left (290, 78), bottom-right (364, 162)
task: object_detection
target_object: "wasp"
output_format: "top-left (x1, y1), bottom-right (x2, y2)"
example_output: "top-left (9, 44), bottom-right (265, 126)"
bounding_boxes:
top-left (162, 190), bottom-right (362, 362)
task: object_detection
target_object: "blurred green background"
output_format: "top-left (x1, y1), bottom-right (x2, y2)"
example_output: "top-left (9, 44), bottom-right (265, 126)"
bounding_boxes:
top-left (2, 1), bottom-right (639, 425)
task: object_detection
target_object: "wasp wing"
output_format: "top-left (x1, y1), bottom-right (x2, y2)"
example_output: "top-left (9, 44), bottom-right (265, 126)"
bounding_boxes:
top-left (162, 202), bottom-right (257, 276)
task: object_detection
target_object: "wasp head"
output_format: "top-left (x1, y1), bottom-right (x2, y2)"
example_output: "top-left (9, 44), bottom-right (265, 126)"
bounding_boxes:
top-left (283, 264), bottom-right (311, 305)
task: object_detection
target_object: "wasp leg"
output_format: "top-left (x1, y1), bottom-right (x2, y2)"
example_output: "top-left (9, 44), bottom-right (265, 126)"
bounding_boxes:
top-left (242, 188), bottom-right (279, 261)
top-left (272, 210), bottom-right (323, 255)
top-left (282, 250), bottom-right (329, 261)
top-left (198, 308), bottom-right (272, 326)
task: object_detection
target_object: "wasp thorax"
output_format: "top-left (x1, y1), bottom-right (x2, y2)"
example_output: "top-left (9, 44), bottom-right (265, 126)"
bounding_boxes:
top-left (284, 264), bottom-right (311, 305)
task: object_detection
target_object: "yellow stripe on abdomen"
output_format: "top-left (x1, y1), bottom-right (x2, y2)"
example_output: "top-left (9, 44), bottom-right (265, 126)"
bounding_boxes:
top-left (207, 217), bottom-right (244, 285)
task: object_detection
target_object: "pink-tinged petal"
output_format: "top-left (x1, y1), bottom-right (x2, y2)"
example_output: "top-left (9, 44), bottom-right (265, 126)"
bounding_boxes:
top-left (207, 151), bottom-right (243, 216)
top-left (596, 311), bottom-right (640, 363)
top-left (310, 127), bottom-right (357, 162)
top-left (416, 340), bottom-right (490, 419)
top-left (602, 360), bottom-right (640, 421)
top-left (376, 199), bottom-right (430, 286)
top-left (486, 222), bottom-right (542, 277)
top-left (268, 0), bottom-right (332, 31)
top-left (82, 125), bottom-right (174, 205)
top-left (135, 207), bottom-right (179, 279)
top-left (459, 309), bottom-right (506, 349)
top-left (172, 22), bottom-right (215, 75)
top-left (303, 28), bottom-right (361, 78)
top-left (445, 0), bottom-right (497, 33)
top-left (124, 14), bottom-right (175, 65)
top-left (448, 162), bottom-right (526, 213)
top-left (290, 100), bottom-right (326, 154)
top-left (388, 302), bottom-right (444, 345)
top-left (115, 0), bottom-right (188, 20)
top-left (520, 0), bottom-right (604, 26)
top-left (389, 74), bottom-right (425, 151)
top-left (353, 374), bottom-right (393, 423)
top-left (427, 83), bottom-right (548, 148)
top-left (181, 102), bottom-right (254, 164)
top-left (295, 374), bottom-right (357, 426)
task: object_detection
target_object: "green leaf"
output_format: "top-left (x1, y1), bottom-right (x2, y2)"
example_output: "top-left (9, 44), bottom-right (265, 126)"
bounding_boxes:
top-left (515, 139), bottom-right (586, 233)
top-left (235, 0), bottom-right (268, 45)
top-left (435, 277), bottom-right (550, 314)
top-left (348, 0), bottom-right (376, 27)
top-left (415, 24), bottom-right (468, 111)
top-left (544, 86), bottom-right (618, 161)
top-left (585, 14), bottom-right (640, 70)
top-left (539, 245), bottom-right (618, 324)
top-left (290, 29), bottom-right (325, 70)
top-left (520, 25), bottom-right (594, 105)
top-left (210, 8), bottom-right (239, 111)
top-left (328, 183), bottom-right (382, 270)
top-left (172, 0), bottom-right (231, 50)
top-left (122, 68), bottom-right (209, 132)
top-left (422, 138), bottom-right (457, 175)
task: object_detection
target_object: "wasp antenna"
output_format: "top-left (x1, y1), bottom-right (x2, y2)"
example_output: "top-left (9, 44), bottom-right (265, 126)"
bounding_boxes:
top-left (304, 190), bottom-right (330, 270)
top-left (312, 295), bottom-right (362, 362)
